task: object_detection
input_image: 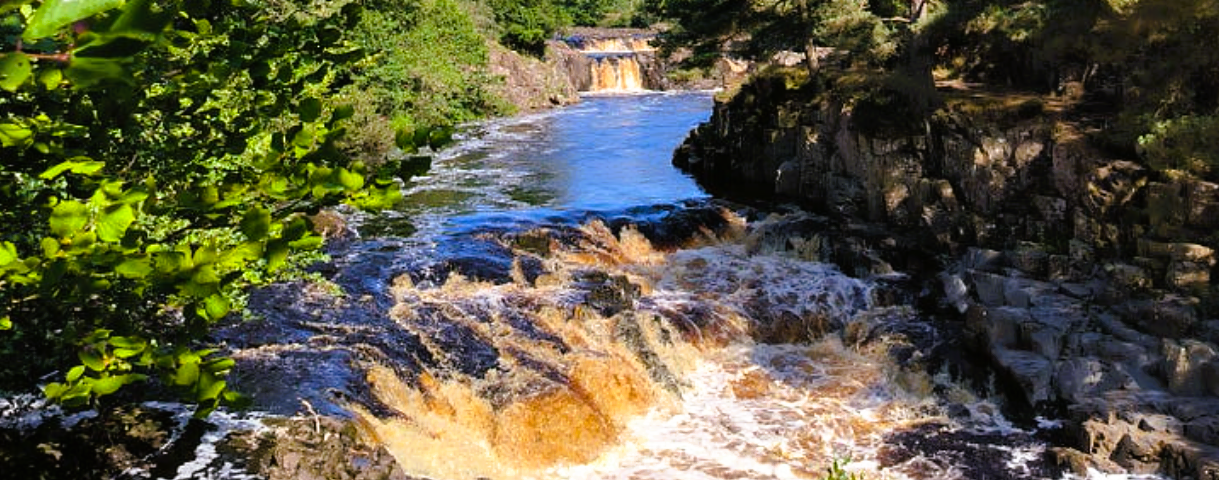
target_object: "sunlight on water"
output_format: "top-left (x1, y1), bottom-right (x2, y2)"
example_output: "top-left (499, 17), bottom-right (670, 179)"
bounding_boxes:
top-left (552, 340), bottom-right (944, 480)
top-left (350, 211), bottom-right (1075, 480)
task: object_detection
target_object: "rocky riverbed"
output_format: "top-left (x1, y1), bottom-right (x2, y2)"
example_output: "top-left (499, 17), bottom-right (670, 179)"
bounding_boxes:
top-left (674, 71), bottom-right (1219, 479)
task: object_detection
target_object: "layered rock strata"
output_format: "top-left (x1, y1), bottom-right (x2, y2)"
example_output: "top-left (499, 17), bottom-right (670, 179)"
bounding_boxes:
top-left (674, 74), bottom-right (1219, 478)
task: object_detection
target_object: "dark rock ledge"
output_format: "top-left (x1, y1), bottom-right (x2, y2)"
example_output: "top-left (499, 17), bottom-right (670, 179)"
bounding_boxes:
top-left (674, 74), bottom-right (1219, 479)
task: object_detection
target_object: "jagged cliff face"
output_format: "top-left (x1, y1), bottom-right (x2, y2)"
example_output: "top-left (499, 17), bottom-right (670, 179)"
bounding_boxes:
top-left (487, 41), bottom-right (581, 113)
top-left (675, 75), bottom-right (1219, 479)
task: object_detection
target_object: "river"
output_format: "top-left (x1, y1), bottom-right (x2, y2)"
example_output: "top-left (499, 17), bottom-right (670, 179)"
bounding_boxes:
top-left (302, 92), bottom-right (1107, 480)
top-left (2, 93), bottom-right (1153, 480)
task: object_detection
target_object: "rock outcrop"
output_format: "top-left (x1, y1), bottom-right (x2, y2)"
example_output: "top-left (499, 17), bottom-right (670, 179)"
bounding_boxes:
top-left (487, 41), bottom-right (581, 113)
top-left (675, 73), bottom-right (1219, 478)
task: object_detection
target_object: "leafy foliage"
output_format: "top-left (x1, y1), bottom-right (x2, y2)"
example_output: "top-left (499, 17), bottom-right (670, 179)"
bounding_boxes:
top-left (0, 0), bottom-right (432, 416)
top-left (923, 0), bottom-right (1219, 178)
top-left (343, 0), bottom-right (504, 159)
top-left (486, 0), bottom-right (571, 55)
top-left (657, 0), bottom-right (899, 71)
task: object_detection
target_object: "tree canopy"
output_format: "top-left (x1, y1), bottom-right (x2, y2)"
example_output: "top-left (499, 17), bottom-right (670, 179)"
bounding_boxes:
top-left (658, 0), bottom-right (1219, 177)
top-left (0, 0), bottom-right (451, 416)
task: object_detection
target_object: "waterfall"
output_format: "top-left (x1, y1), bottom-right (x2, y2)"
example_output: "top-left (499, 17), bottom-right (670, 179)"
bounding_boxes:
top-left (577, 34), bottom-right (655, 93)
top-left (590, 55), bottom-right (644, 92)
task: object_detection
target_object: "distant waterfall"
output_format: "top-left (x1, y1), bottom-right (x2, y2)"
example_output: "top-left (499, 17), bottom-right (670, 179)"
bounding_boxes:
top-left (590, 55), bottom-right (644, 92)
top-left (575, 34), bottom-right (656, 93)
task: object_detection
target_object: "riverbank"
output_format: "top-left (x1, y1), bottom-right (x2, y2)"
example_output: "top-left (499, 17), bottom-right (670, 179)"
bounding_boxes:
top-left (674, 68), bottom-right (1219, 478)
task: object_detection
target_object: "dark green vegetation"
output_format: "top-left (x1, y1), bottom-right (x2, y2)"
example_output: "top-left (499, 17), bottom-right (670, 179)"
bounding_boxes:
top-left (0, 0), bottom-right (664, 417)
top-left (0, 0), bottom-right (552, 416)
top-left (658, 0), bottom-right (1219, 178)
top-left (488, 0), bottom-right (654, 54)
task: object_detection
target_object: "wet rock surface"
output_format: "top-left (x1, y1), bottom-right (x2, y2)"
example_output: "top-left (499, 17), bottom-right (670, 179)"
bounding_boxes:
top-left (677, 74), bottom-right (1219, 478)
top-left (216, 416), bottom-right (412, 480)
top-left (879, 423), bottom-right (1061, 480)
top-left (0, 406), bottom-right (174, 480)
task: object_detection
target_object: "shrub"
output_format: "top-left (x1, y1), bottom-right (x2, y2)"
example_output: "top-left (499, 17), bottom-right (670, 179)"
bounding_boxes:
top-left (0, 0), bottom-right (427, 416)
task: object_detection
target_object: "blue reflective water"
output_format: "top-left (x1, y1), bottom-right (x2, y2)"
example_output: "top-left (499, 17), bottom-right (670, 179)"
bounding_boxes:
top-left (360, 92), bottom-right (714, 238)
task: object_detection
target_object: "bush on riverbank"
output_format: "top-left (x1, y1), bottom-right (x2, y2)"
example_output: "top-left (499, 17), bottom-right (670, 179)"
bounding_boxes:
top-left (0, 0), bottom-right (463, 415)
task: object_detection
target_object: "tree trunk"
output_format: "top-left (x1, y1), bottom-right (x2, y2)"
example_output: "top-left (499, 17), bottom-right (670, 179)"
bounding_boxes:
top-left (805, 39), bottom-right (820, 76)
top-left (799, 0), bottom-right (819, 76)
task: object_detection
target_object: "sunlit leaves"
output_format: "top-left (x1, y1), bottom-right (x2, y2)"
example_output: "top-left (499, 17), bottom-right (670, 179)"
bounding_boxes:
top-left (23, 0), bottom-right (124, 40)
top-left (0, 242), bottom-right (17, 266)
top-left (0, 122), bottom-right (33, 147)
top-left (0, 52), bottom-right (32, 92)
top-left (96, 204), bottom-right (135, 242)
top-left (49, 200), bottom-right (88, 237)
top-left (37, 68), bottom-right (63, 90)
top-left (40, 158), bottom-right (106, 179)
top-left (1, 0), bottom-right (427, 417)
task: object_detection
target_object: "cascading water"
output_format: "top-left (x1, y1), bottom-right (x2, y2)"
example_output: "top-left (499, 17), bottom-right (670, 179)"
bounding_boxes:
top-left (578, 36), bottom-right (654, 93)
top-left (5, 93), bottom-right (1163, 480)
top-left (589, 55), bottom-right (644, 92)
top-left (311, 93), bottom-right (1109, 479)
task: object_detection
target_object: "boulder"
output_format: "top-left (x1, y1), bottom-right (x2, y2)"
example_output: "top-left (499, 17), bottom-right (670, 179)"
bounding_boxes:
top-left (1161, 339), bottom-right (1218, 397)
top-left (993, 347), bottom-right (1054, 405)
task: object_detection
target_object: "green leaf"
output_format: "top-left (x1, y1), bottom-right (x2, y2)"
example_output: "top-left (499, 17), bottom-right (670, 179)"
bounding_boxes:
top-left (113, 347), bottom-right (143, 358)
top-left (66, 365), bottom-right (86, 382)
top-left (413, 128), bottom-right (431, 149)
top-left (265, 240), bottom-right (289, 272)
top-left (240, 207), bottom-right (271, 241)
top-left (114, 256), bottom-right (152, 278)
top-left (0, 316), bottom-right (10, 331)
top-left (91, 375), bottom-right (125, 396)
top-left (108, 0), bottom-right (175, 36)
top-left (108, 335), bottom-right (144, 349)
top-left (97, 203), bottom-right (134, 242)
top-left (173, 361), bottom-right (199, 387)
top-left (331, 104), bottom-right (355, 122)
top-left (219, 242), bottom-right (262, 268)
top-left (191, 265), bottom-right (220, 285)
top-left (288, 234), bottom-right (323, 250)
top-left (283, 217), bottom-right (308, 241)
top-left (337, 167), bottom-right (364, 190)
top-left (196, 371), bottom-right (225, 401)
top-left (43, 382), bottom-right (66, 399)
top-left (24, 0), bottom-right (124, 40)
top-left (202, 357), bottom-right (235, 373)
top-left (201, 294), bottom-right (230, 322)
top-left (292, 125), bottom-right (316, 148)
top-left (39, 237), bottom-right (60, 257)
top-left (299, 97), bottom-right (322, 122)
top-left (0, 241), bottom-right (17, 265)
top-left (40, 158), bottom-right (105, 179)
top-left (79, 348), bottom-right (105, 371)
top-left (38, 67), bottom-right (63, 90)
top-left (0, 123), bottom-right (33, 148)
top-left (65, 56), bottom-right (132, 89)
top-left (61, 382), bottom-right (91, 407)
top-left (68, 231), bottom-right (96, 252)
top-left (49, 200), bottom-right (88, 237)
top-left (153, 249), bottom-right (188, 274)
top-left (0, 52), bottom-right (32, 92)
top-left (192, 245), bottom-right (218, 266)
top-left (118, 188), bottom-right (149, 204)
